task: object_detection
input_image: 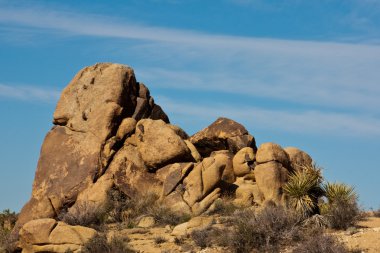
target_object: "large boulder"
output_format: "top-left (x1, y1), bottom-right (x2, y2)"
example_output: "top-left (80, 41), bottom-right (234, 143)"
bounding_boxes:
top-left (135, 119), bottom-right (193, 169)
top-left (232, 147), bottom-right (256, 177)
top-left (189, 117), bottom-right (257, 157)
top-left (254, 161), bottom-right (288, 205)
top-left (284, 147), bottom-right (313, 171)
top-left (14, 63), bottom-right (170, 236)
top-left (256, 142), bottom-right (290, 168)
top-left (210, 150), bottom-right (235, 184)
top-left (19, 219), bottom-right (96, 253)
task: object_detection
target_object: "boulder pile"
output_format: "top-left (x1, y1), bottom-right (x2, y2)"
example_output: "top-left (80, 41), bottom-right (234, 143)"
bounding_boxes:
top-left (13, 63), bottom-right (313, 252)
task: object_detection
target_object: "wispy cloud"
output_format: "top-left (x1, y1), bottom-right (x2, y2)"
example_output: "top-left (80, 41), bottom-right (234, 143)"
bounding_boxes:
top-left (159, 97), bottom-right (380, 137)
top-left (0, 84), bottom-right (60, 103)
top-left (0, 3), bottom-right (379, 137)
top-left (1, 5), bottom-right (379, 111)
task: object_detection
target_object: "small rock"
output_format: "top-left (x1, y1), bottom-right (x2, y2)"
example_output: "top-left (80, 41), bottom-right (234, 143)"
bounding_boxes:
top-left (138, 216), bottom-right (156, 228)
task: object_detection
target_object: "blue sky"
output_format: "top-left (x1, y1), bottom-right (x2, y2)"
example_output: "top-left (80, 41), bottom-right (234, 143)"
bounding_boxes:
top-left (0, 0), bottom-right (380, 211)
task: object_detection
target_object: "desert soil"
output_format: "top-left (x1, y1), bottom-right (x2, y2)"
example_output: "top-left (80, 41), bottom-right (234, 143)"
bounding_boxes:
top-left (335, 216), bottom-right (380, 253)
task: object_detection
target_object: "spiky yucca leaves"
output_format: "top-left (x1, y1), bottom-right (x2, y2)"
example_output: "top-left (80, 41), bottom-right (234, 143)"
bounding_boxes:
top-left (322, 182), bottom-right (360, 229)
top-left (323, 182), bottom-right (357, 204)
top-left (283, 163), bottom-right (324, 216)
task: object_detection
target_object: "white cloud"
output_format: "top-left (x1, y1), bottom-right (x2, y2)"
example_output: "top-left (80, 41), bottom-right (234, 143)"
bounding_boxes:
top-left (0, 84), bottom-right (60, 102)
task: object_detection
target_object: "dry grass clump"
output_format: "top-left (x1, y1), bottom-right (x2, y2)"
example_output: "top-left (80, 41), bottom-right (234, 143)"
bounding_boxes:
top-left (190, 229), bottom-right (211, 248)
top-left (0, 209), bottom-right (18, 253)
top-left (59, 202), bottom-right (107, 229)
top-left (59, 188), bottom-right (190, 229)
top-left (106, 189), bottom-right (190, 227)
top-left (207, 197), bottom-right (239, 216)
top-left (228, 206), bottom-right (303, 253)
top-left (292, 232), bottom-right (351, 253)
top-left (81, 234), bottom-right (134, 253)
top-left (373, 208), bottom-right (380, 218)
top-left (154, 236), bottom-right (167, 244)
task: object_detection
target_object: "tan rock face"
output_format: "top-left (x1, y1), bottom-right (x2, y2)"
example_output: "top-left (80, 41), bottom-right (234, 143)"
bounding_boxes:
top-left (254, 161), bottom-right (288, 205)
top-left (284, 147), bottom-right (313, 171)
top-left (210, 150), bottom-right (235, 183)
top-left (256, 142), bottom-right (290, 168)
top-left (233, 147), bottom-right (256, 177)
top-left (19, 219), bottom-right (96, 253)
top-left (136, 119), bottom-right (193, 169)
top-left (116, 117), bottom-right (137, 140)
top-left (189, 117), bottom-right (257, 157)
top-left (15, 63), bottom-right (170, 236)
top-left (183, 157), bottom-right (225, 206)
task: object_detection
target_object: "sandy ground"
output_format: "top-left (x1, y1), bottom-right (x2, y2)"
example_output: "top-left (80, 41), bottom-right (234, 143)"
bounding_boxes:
top-left (336, 216), bottom-right (380, 253)
top-left (105, 216), bottom-right (380, 253)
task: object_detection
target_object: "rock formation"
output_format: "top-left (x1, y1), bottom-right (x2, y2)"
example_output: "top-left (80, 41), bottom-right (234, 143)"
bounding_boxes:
top-left (13, 63), bottom-right (314, 252)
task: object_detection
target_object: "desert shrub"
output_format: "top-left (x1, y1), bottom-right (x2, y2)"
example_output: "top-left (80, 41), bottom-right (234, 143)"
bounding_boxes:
top-left (0, 229), bottom-right (18, 253)
top-left (322, 183), bottom-right (360, 230)
top-left (283, 163), bottom-right (324, 217)
top-left (105, 189), bottom-right (190, 227)
top-left (208, 197), bottom-right (239, 216)
top-left (191, 229), bottom-right (211, 248)
top-left (154, 236), bottom-right (167, 244)
top-left (323, 199), bottom-right (360, 230)
top-left (292, 233), bottom-right (350, 253)
top-left (0, 210), bottom-right (17, 231)
top-left (81, 234), bottom-right (134, 253)
top-left (229, 206), bottom-right (303, 253)
top-left (174, 236), bottom-right (185, 245)
top-left (59, 202), bottom-right (107, 229)
top-left (373, 208), bottom-right (380, 217)
top-left (151, 206), bottom-right (191, 226)
top-left (0, 209), bottom-right (18, 253)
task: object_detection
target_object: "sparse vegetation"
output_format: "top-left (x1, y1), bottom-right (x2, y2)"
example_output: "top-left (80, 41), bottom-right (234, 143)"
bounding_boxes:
top-left (106, 188), bottom-right (190, 227)
top-left (0, 209), bottom-right (18, 253)
top-left (81, 234), bottom-right (134, 253)
top-left (373, 208), bottom-right (380, 218)
top-left (59, 202), bottom-right (107, 229)
top-left (190, 228), bottom-right (212, 248)
top-left (292, 232), bottom-right (351, 253)
top-left (208, 197), bottom-right (239, 216)
top-left (154, 236), bottom-right (167, 244)
top-left (59, 188), bottom-right (190, 230)
top-left (321, 183), bottom-right (360, 230)
top-left (228, 206), bottom-right (303, 253)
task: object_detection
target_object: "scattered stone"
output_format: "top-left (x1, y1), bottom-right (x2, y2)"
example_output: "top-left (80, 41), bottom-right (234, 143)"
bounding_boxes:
top-left (138, 216), bottom-right (156, 228)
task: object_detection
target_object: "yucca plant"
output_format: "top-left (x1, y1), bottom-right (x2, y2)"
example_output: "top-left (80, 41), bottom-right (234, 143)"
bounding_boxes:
top-left (283, 163), bottom-right (324, 217)
top-left (323, 182), bottom-right (357, 204)
top-left (322, 182), bottom-right (360, 229)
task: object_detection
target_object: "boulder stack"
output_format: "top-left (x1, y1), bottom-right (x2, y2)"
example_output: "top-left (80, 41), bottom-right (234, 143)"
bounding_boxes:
top-left (13, 63), bottom-right (314, 252)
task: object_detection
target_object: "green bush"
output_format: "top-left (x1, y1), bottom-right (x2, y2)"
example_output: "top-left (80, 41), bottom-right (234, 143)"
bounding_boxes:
top-left (322, 183), bottom-right (360, 230)
top-left (283, 163), bottom-right (324, 217)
